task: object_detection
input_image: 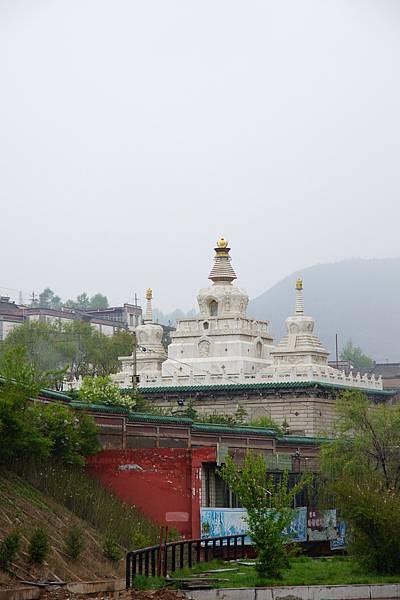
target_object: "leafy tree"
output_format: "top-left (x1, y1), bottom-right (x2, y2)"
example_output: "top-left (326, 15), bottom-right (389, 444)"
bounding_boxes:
top-left (65, 526), bottom-right (85, 560)
top-left (0, 321), bottom-right (69, 380)
top-left (28, 528), bottom-right (49, 564)
top-left (89, 293), bottom-right (109, 309)
top-left (0, 347), bottom-right (100, 466)
top-left (234, 404), bottom-right (247, 424)
top-left (340, 339), bottom-right (374, 369)
top-left (0, 347), bottom-right (55, 463)
top-left (38, 287), bottom-right (62, 309)
top-left (248, 415), bottom-right (283, 435)
top-left (75, 293), bottom-right (90, 309)
top-left (30, 403), bottom-right (100, 466)
top-left (220, 452), bottom-right (310, 579)
top-left (78, 375), bottom-right (136, 408)
top-left (0, 532), bottom-right (21, 570)
top-left (1, 320), bottom-right (132, 385)
top-left (320, 391), bottom-right (400, 573)
top-left (183, 398), bottom-right (198, 420)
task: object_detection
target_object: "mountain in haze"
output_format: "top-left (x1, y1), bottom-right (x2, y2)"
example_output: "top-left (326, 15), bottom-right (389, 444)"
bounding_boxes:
top-left (152, 307), bottom-right (196, 326)
top-left (248, 258), bottom-right (400, 362)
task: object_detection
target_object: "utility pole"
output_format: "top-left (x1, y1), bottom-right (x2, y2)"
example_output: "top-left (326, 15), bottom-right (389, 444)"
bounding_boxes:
top-left (132, 328), bottom-right (137, 390)
top-left (335, 333), bottom-right (339, 369)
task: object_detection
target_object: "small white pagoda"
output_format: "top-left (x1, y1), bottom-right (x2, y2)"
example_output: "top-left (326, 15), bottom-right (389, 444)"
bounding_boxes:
top-left (113, 288), bottom-right (167, 387)
top-left (258, 278), bottom-right (382, 390)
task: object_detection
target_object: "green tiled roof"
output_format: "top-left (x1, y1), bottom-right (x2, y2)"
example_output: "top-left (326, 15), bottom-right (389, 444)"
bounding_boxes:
top-left (71, 401), bottom-right (130, 415)
top-left (138, 380), bottom-right (394, 396)
top-left (191, 422), bottom-right (277, 436)
top-left (277, 435), bottom-right (325, 445)
top-left (65, 400), bottom-right (325, 441)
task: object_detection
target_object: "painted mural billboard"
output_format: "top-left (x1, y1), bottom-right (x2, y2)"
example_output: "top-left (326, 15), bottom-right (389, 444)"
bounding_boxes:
top-left (307, 509), bottom-right (337, 541)
top-left (200, 507), bottom-right (346, 547)
top-left (200, 507), bottom-right (307, 543)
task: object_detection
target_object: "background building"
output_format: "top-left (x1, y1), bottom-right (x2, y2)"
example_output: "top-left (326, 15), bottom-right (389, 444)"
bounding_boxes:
top-left (0, 296), bottom-right (142, 339)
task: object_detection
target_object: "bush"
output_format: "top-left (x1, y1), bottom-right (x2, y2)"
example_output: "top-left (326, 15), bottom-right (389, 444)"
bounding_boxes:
top-left (78, 375), bottom-right (135, 408)
top-left (131, 532), bottom-right (151, 550)
top-left (103, 535), bottom-right (123, 562)
top-left (0, 532), bottom-right (21, 570)
top-left (248, 415), bottom-right (283, 435)
top-left (65, 526), bottom-right (85, 560)
top-left (28, 528), bottom-right (49, 565)
top-left (29, 404), bottom-right (100, 466)
top-left (328, 480), bottom-right (400, 574)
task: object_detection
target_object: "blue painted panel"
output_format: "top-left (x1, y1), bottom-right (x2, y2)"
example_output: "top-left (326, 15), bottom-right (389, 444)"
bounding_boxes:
top-left (200, 507), bottom-right (307, 543)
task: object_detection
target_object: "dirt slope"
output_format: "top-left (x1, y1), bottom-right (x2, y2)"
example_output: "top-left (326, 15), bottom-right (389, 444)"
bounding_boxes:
top-left (0, 469), bottom-right (124, 587)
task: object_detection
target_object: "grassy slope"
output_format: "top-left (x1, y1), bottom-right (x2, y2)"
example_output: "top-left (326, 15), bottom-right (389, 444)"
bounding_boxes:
top-left (0, 469), bottom-right (124, 587)
top-left (134, 557), bottom-right (400, 589)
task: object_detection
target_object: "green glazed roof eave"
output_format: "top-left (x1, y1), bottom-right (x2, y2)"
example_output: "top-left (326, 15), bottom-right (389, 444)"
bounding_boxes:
top-left (136, 380), bottom-right (394, 396)
top-left (62, 400), bottom-right (325, 441)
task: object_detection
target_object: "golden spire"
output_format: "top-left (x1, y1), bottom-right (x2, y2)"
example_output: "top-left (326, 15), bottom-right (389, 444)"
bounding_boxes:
top-left (296, 277), bottom-right (303, 291)
top-left (209, 237), bottom-right (237, 281)
top-left (217, 237), bottom-right (228, 249)
top-left (146, 287), bottom-right (153, 300)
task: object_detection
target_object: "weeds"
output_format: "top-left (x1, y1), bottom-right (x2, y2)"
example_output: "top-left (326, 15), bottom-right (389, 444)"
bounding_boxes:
top-left (11, 460), bottom-right (159, 549)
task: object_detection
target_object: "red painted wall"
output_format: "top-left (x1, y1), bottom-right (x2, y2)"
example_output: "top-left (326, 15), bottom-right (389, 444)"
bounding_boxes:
top-left (87, 447), bottom-right (215, 539)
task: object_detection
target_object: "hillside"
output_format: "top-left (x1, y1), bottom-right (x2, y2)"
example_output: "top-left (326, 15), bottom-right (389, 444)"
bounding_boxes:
top-left (248, 258), bottom-right (400, 362)
top-left (0, 469), bottom-right (123, 587)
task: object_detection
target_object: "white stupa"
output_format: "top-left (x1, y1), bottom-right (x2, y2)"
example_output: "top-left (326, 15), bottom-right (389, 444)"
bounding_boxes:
top-left (113, 288), bottom-right (167, 387)
top-left (147, 237), bottom-right (275, 384)
top-left (270, 277), bottom-right (330, 369)
top-left (259, 278), bottom-right (382, 390)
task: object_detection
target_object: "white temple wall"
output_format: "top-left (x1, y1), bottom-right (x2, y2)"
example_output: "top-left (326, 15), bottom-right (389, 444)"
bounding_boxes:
top-left (149, 393), bottom-right (338, 437)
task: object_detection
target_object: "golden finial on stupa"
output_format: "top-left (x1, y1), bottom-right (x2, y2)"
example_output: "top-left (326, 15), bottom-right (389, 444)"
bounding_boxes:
top-left (146, 287), bottom-right (153, 300)
top-left (217, 237), bottom-right (228, 249)
top-left (296, 277), bottom-right (303, 290)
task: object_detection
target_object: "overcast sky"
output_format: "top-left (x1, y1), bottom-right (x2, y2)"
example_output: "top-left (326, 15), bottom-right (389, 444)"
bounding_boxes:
top-left (1, 1), bottom-right (400, 312)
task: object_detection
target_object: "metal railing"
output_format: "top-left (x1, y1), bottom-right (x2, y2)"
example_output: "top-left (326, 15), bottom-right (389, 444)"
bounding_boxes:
top-left (126, 534), bottom-right (247, 588)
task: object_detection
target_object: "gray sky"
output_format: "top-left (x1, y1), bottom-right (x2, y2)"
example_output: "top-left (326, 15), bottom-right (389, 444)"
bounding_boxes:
top-left (1, 1), bottom-right (400, 312)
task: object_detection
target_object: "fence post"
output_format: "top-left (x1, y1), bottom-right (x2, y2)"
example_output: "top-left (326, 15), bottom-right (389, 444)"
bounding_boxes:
top-left (125, 553), bottom-right (132, 589)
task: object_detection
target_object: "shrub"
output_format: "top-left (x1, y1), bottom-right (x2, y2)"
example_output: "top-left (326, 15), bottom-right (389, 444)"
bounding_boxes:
top-left (103, 535), bottom-right (123, 562)
top-left (248, 415), bottom-right (283, 435)
top-left (0, 532), bottom-right (21, 570)
top-left (65, 526), bottom-right (85, 560)
top-left (131, 532), bottom-right (151, 550)
top-left (28, 528), bottom-right (49, 565)
top-left (29, 404), bottom-right (100, 466)
top-left (78, 375), bottom-right (136, 408)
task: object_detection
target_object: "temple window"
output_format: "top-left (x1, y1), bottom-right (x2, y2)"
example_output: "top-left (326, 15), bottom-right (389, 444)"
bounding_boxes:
top-left (209, 300), bottom-right (218, 316)
top-left (256, 341), bottom-right (262, 358)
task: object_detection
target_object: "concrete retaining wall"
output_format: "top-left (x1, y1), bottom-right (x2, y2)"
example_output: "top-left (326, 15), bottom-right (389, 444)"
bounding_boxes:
top-left (184, 583), bottom-right (400, 600)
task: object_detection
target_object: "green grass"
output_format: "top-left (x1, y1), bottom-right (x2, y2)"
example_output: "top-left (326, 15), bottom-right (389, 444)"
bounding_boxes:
top-left (133, 557), bottom-right (400, 589)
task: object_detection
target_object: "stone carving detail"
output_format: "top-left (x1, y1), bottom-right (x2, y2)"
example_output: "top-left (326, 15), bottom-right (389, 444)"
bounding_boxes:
top-left (198, 340), bottom-right (210, 357)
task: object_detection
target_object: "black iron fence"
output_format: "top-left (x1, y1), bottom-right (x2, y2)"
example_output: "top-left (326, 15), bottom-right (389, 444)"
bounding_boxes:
top-left (126, 534), bottom-right (247, 588)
